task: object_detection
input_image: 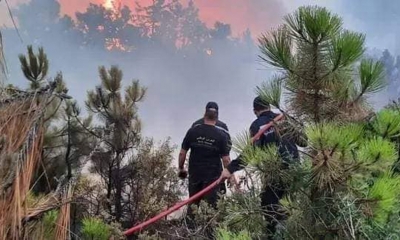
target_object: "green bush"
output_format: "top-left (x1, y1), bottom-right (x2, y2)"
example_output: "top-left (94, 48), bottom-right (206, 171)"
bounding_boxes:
top-left (81, 217), bottom-right (111, 240)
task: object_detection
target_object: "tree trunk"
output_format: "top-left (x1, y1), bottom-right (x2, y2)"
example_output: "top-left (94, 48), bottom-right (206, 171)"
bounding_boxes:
top-left (106, 160), bottom-right (113, 217)
top-left (115, 152), bottom-right (123, 222)
top-left (65, 116), bottom-right (72, 180)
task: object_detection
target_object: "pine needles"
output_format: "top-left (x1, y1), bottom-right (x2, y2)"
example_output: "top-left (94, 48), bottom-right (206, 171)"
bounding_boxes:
top-left (0, 80), bottom-right (74, 239)
top-left (368, 174), bottom-right (400, 224)
top-left (228, 6), bottom-right (400, 239)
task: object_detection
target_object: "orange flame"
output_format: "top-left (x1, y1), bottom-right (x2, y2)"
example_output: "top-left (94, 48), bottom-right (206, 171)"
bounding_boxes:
top-left (105, 38), bottom-right (132, 52)
top-left (103, 0), bottom-right (114, 9)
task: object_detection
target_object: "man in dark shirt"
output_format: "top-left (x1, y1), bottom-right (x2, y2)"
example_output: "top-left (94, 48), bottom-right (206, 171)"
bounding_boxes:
top-left (192, 102), bottom-right (230, 141)
top-left (220, 96), bottom-right (307, 238)
top-left (191, 101), bottom-right (232, 194)
top-left (178, 105), bottom-right (231, 231)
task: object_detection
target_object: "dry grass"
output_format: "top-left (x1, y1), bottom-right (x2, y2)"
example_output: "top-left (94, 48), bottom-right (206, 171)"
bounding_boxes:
top-left (55, 184), bottom-right (73, 240)
top-left (0, 94), bottom-right (50, 240)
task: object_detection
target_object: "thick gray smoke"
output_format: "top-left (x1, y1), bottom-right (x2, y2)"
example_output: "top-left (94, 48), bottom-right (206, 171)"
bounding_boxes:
top-left (334, 0), bottom-right (400, 108)
top-left (335, 0), bottom-right (400, 54)
top-left (1, 0), bottom-right (277, 157)
top-left (1, 0), bottom-right (398, 154)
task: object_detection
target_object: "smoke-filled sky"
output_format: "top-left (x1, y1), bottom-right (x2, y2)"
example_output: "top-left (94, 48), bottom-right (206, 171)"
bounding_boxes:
top-left (0, 0), bottom-right (340, 35)
top-left (1, 0), bottom-right (399, 159)
top-left (3, 0), bottom-right (398, 50)
top-left (59, 0), bottom-right (286, 37)
top-left (3, 0), bottom-right (286, 38)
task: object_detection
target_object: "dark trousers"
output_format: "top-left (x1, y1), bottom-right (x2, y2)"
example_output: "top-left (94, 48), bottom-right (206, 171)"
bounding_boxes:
top-left (261, 183), bottom-right (286, 238)
top-left (186, 178), bottom-right (221, 238)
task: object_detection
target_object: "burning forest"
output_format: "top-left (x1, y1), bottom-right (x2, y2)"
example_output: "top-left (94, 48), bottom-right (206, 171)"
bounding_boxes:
top-left (1, 0), bottom-right (400, 239)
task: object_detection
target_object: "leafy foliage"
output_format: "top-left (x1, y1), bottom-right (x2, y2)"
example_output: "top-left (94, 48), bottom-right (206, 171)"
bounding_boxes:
top-left (216, 228), bottom-right (252, 240)
top-left (4, 2), bottom-right (400, 240)
top-left (368, 174), bottom-right (400, 224)
top-left (371, 109), bottom-right (400, 138)
top-left (18, 45), bottom-right (49, 89)
top-left (217, 191), bottom-right (266, 239)
top-left (81, 218), bottom-right (111, 240)
top-left (257, 6), bottom-right (384, 123)
top-left (220, 6), bottom-right (400, 240)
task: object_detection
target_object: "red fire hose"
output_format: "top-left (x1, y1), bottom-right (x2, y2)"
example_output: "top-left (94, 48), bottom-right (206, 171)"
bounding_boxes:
top-left (123, 114), bottom-right (284, 236)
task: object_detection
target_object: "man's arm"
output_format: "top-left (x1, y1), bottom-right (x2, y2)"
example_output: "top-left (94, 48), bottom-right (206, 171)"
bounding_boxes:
top-left (216, 121), bottom-right (232, 151)
top-left (220, 133), bottom-right (231, 167)
top-left (220, 132), bottom-right (237, 180)
top-left (226, 122), bottom-right (259, 174)
top-left (249, 122), bottom-right (260, 143)
top-left (222, 155), bottom-right (230, 168)
top-left (178, 128), bottom-right (192, 177)
top-left (178, 149), bottom-right (188, 170)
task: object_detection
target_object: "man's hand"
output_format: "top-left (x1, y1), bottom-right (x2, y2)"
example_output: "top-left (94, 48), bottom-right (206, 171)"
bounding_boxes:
top-left (178, 168), bottom-right (188, 179)
top-left (220, 168), bottom-right (231, 180)
top-left (226, 175), bottom-right (235, 186)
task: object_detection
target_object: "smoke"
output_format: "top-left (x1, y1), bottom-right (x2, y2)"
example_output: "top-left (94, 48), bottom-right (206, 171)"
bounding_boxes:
top-left (334, 0), bottom-right (400, 54)
top-left (192, 0), bottom-right (285, 36)
top-left (330, 0), bottom-right (400, 108)
top-left (7, 0), bottom-right (287, 37)
top-left (1, 0), bottom-right (398, 156)
top-left (1, 0), bottom-right (285, 158)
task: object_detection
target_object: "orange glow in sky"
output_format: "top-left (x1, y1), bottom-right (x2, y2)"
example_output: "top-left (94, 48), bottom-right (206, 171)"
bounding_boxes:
top-left (103, 0), bottom-right (113, 9)
top-left (58, 0), bottom-right (284, 37)
top-left (4, 0), bottom-right (285, 37)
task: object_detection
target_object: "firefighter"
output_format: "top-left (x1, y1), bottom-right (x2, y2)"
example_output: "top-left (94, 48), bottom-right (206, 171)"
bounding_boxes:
top-left (191, 101), bottom-right (232, 194)
top-left (220, 96), bottom-right (307, 238)
top-left (178, 103), bottom-right (231, 234)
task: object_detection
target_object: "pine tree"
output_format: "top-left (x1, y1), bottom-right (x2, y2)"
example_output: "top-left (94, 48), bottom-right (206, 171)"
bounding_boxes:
top-left (257, 6), bottom-right (385, 123)
top-left (18, 45), bottom-right (49, 90)
top-left (16, 46), bottom-right (79, 194)
top-left (83, 66), bottom-right (182, 234)
top-left (86, 65), bottom-right (146, 222)
top-left (219, 6), bottom-right (400, 239)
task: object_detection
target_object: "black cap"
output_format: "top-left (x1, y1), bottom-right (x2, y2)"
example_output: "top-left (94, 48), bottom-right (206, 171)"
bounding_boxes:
top-left (206, 101), bottom-right (219, 112)
top-left (253, 96), bottom-right (269, 110)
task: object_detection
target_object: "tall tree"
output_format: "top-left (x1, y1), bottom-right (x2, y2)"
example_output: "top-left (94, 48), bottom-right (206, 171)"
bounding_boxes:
top-left (76, 4), bottom-right (142, 51)
top-left (135, 0), bottom-right (181, 47)
top-left (17, 46), bottom-right (78, 194)
top-left (86, 65), bottom-right (145, 222)
top-left (257, 6), bottom-right (385, 123)
top-left (178, 0), bottom-right (208, 49)
top-left (217, 6), bottom-right (400, 239)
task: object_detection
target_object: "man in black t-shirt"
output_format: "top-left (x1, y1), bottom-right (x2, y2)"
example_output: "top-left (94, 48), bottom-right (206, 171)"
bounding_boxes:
top-left (178, 105), bottom-right (231, 230)
top-left (191, 101), bottom-right (232, 194)
top-left (191, 102), bottom-right (230, 142)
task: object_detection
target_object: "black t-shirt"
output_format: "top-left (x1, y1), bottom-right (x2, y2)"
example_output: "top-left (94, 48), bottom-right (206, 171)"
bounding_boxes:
top-left (249, 111), bottom-right (299, 162)
top-left (227, 111), bottom-right (300, 174)
top-left (191, 118), bottom-right (232, 152)
top-left (182, 124), bottom-right (230, 181)
top-left (192, 118), bottom-right (229, 133)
